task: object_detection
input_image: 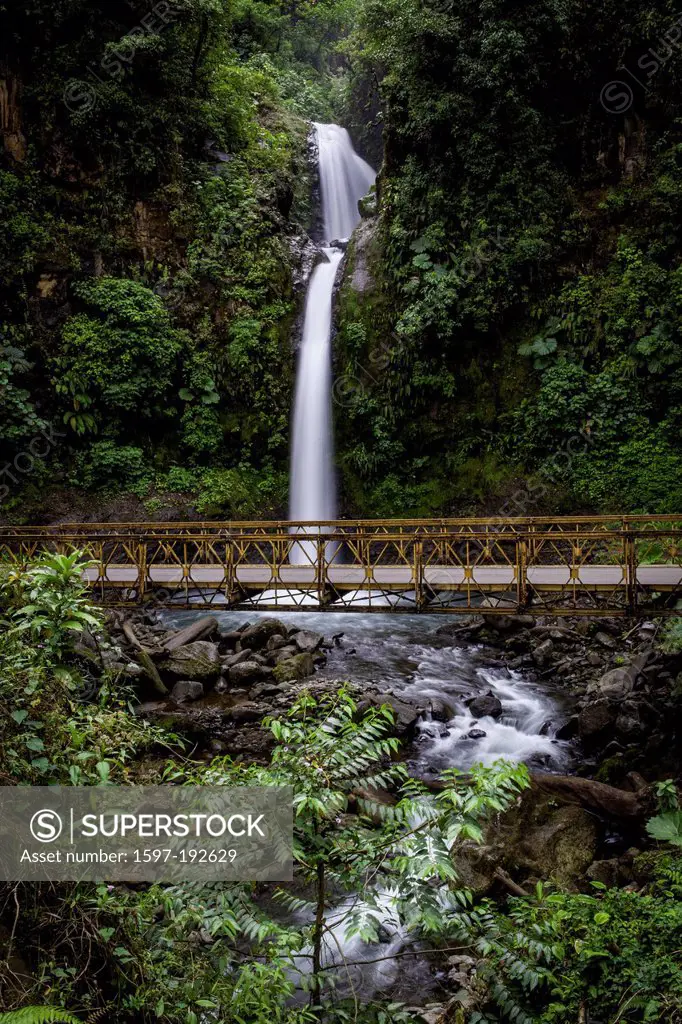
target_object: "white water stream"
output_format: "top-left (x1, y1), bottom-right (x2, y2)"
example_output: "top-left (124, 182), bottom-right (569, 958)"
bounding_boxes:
top-left (289, 124), bottom-right (375, 562)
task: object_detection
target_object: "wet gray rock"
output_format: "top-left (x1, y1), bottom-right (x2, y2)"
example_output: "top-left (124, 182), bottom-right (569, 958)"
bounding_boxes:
top-left (615, 701), bottom-right (645, 739)
top-left (222, 648), bottom-right (254, 669)
top-left (294, 629), bottom-right (324, 653)
top-left (228, 702), bottom-right (268, 724)
top-left (228, 661), bottom-right (270, 686)
top-left (578, 699), bottom-right (616, 742)
top-left (468, 691), bottom-right (503, 719)
top-left (360, 693), bottom-right (422, 736)
top-left (171, 680), bottom-right (204, 703)
top-left (589, 666), bottom-right (636, 701)
top-left (289, 234), bottom-right (324, 291)
top-left (164, 641), bottom-right (221, 680)
top-left (467, 728), bottom-right (487, 739)
top-left (240, 619), bottom-right (290, 651)
top-left (269, 644), bottom-right (299, 665)
top-left (266, 633), bottom-right (288, 651)
top-left (532, 639), bottom-right (554, 667)
top-left (556, 715), bottom-right (579, 740)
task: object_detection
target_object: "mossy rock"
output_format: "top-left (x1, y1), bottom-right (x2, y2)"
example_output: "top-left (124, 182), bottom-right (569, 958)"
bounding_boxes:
top-left (273, 652), bottom-right (314, 682)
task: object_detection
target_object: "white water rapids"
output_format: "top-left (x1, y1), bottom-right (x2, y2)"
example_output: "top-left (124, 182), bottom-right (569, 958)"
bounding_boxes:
top-left (289, 124), bottom-right (375, 561)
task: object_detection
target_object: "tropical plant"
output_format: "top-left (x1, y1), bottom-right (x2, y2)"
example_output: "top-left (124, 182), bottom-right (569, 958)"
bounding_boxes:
top-left (1, 550), bottom-right (102, 661)
top-left (0, 1010), bottom-right (81, 1024)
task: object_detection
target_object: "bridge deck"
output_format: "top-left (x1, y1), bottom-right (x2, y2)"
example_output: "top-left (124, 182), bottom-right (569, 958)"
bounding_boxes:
top-left (84, 564), bottom-right (682, 588)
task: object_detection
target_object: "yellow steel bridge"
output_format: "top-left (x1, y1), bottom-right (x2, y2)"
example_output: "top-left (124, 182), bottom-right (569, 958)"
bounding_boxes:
top-left (2, 516), bottom-right (682, 616)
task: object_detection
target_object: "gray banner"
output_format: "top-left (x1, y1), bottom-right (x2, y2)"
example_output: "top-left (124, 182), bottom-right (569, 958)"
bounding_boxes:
top-left (0, 786), bottom-right (293, 882)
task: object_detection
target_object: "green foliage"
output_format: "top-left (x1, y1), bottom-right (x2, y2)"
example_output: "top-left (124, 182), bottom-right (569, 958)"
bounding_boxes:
top-left (658, 618), bottom-right (682, 654)
top-left (0, 1010), bottom-right (81, 1024)
top-left (55, 278), bottom-right (187, 427)
top-left (0, 332), bottom-right (48, 449)
top-left (646, 812), bottom-right (682, 847)
top-left (195, 465), bottom-right (287, 516)
top-left (0, 552), bottom-right (173, 784)
top-left (472, 867), bottom-right (682, 1023)
top-left (332, 0), bottom-right (682, 513)
top-left (2, 551), bottom-right (102, 663)
top-left (70, 442), bottom-right (152, 494)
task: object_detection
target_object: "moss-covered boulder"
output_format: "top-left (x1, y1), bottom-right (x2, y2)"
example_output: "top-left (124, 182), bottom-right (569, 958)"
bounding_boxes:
top-left (163, 641), bottom-right (221, 680)
top-left (273, 652), bottom-right (314, 682)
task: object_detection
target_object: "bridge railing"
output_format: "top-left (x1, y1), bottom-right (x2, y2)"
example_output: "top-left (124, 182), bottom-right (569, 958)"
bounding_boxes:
top-left (1, 522), bottom-right (682, 614)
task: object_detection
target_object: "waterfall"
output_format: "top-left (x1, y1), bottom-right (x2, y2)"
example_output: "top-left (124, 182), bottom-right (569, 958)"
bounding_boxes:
top-left (289, 124), bottom-right (375, 563)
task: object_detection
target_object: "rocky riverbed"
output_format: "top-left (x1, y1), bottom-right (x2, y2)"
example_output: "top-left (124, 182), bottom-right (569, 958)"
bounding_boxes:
top-left (95, 606), bottom-right (681, 1018)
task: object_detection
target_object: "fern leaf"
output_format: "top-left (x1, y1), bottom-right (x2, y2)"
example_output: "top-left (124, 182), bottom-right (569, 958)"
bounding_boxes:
top-left (0, 1009), bottom-right (81, 1024)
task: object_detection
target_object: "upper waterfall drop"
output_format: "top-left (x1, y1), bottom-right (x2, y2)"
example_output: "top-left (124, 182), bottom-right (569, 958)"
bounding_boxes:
top-left (315, 123), bottom-right (376, 242)
top-left (288, 124), bottom-right (376, 554)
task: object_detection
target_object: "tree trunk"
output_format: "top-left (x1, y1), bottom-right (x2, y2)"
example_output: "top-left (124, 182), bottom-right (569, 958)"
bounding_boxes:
top-left (310, 860), bottom-right (325, 1003)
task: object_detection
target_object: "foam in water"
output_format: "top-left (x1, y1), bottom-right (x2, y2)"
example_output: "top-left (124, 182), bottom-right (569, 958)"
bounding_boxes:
top-left (289, 124), bottom-right (375, 563)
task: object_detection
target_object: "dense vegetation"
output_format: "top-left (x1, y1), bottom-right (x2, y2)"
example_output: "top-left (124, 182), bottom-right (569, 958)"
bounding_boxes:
top-left (0, 0), bottom-right (347, 520)
top-left (335, 0), bottom-right (682, 515)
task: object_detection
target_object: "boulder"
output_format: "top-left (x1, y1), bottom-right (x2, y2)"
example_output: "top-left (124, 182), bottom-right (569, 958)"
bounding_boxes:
top-left (578, 699), bottom-right (616, 743)
top-left (164, 641), bottom-right (221, 680)
top-left (586, 858), bottom-right (621, 887)
top-left (266, 633), bottom-right (288, 651)
top-left (555, 715), bottom-right (579, 741)
top-left (228, 661), bottom-right (270, 686)
top-left (273, 652), bottom-right (315, 682)
top-left (516, 804), bottom-right (598, 884)
top-left (228, 702), bottom-right (269, 723)
top-left (294, 629), bottom-right (324, 653)
top-left (171, 680), bottom-right (204, 703)
top-left (590, 666), bottom-right (636, 701)
top-left (360, 694), bottom-right (422, 736)
top-left (468, 691), bottom-right (503, 719)
top-left (239, 619), bottom-right (290, 651)
top-left (532, 639), bottom-right (554, 667)
top-left (269, 645), bottom-right (299, 665)
top-left (615, 701), bottom-right (645, 739)
top-left (222, 648), bottom-right (254, 669)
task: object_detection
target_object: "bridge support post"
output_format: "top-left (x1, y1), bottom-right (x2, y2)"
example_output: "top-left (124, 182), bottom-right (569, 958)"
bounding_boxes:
top-left (317, 536), bottom-right (326, 609)
top-left (624, 526), bottom-right (637, 616)
top-left (414, 539), bottom-right (423, 611)
top-left (137, 538), bottom-right (147, 603)
top-left (517, 535), bottom-right (528, 610)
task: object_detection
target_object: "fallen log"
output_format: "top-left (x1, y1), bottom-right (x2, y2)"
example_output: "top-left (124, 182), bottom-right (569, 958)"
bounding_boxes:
top-left (122, 621), bottom-right (143, 650)
top-left (530, 773), bottom-right (654, 820)
top-left (136, 649), bottom-right (168, 697)
top-left (164, 615), bottom-right (219, 652)
top-left (420, 772), bottom-right (654, 821)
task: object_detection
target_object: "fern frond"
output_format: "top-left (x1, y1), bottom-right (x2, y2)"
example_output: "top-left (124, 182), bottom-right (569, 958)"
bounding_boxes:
top-left (0, 1008), bottom-right (81, 1024)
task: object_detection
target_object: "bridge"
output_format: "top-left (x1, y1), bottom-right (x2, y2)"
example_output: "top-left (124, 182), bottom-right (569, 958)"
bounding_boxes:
top-left (2, 516), bottom-right (682, 616)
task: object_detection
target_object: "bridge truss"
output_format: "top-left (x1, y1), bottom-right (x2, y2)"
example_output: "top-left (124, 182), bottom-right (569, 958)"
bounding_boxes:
top-left (2, 517), bottom-right (682, 615)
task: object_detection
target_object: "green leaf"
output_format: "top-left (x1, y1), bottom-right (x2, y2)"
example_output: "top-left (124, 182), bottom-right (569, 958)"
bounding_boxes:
top-left (646, 811), bottom-right (682, 846)
top-left (25, 736), bottom-right (45, 752)
top-left (11, 710), bottom-right (28, 725)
